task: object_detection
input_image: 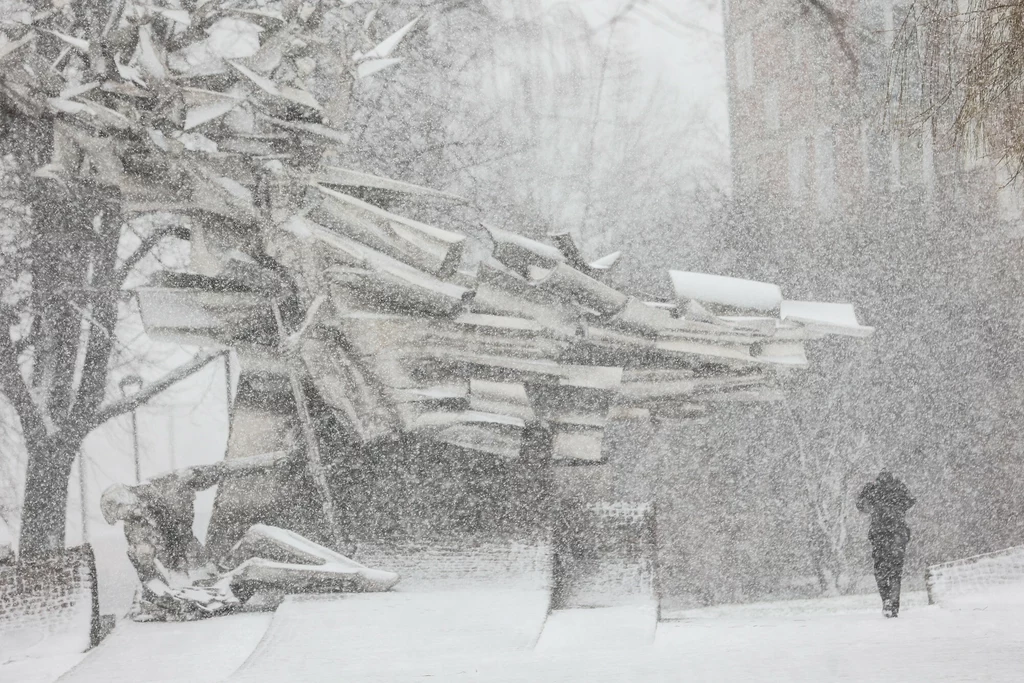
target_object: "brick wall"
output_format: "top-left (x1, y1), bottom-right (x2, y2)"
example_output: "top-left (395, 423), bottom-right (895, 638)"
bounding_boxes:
top-left (553, 502), bottom-right (656, 608)
top-left (352, 535), bottom-right (553, 592)
top-left (0, 545), bottom-right (99, 661)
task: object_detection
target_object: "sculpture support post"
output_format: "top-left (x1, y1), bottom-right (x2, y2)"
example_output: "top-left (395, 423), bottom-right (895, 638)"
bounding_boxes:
top-left (119, 375), bottom-right (144, 483)
top-left (271, 299), bottom-right (349, 554)
top-left (78, 453), bottom-right (88, 543)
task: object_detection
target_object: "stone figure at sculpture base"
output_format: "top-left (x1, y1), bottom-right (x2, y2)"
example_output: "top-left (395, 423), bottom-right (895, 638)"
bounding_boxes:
top-left (100, 452), bottom-right (399, 622)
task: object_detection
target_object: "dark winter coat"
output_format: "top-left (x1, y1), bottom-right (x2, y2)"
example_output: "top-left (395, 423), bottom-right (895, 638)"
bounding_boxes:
top-left (857, 473), bottom-right (915, 544)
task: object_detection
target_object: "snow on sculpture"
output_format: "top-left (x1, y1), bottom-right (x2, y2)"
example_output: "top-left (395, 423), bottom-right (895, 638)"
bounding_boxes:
top-left (99, 451), bottom-right (399, 621)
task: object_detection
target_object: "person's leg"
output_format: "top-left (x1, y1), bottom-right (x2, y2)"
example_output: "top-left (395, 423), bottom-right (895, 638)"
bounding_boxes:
top-left (881, 553), bottom-right (899, 616)
top-left (220, 524), bottom-right (364, 571)
top-left (872, 546), bottom-right (889, 607)
top-left (226, 557), bottom-right (400, 596)
top-left (890, 532), bottom-right (909, 616)
top-left (874, 536), bottom-right (901, 616)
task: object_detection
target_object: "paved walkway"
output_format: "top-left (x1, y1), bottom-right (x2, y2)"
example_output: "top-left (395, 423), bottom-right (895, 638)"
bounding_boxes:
top-left (534, 603), bottom-right (658, 652)
top-left (51, 613), bottom-right (272, 683)
top-left (8, 591), bottom-right (1024, 682)
top-left (227, 588), bottom-right (551, 683)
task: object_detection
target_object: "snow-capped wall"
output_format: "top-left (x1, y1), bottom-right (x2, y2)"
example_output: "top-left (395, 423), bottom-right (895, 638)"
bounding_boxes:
top-left (351, 536), bottom-right (553, 592)
top-left (0, 545), bottom-right (99, 662)
top-left (553, 502), bottom-right (657, 608)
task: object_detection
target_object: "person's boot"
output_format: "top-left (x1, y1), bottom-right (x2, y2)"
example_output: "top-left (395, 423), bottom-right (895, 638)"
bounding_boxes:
top-left (882, 598), bottom-right (895, 618)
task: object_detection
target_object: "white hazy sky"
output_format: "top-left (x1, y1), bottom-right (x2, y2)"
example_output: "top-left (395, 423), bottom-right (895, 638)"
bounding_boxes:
top-left (572, 0), bottom-right (730, 161)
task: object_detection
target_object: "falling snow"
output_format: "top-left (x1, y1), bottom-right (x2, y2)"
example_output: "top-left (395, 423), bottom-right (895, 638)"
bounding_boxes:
top-left (3, 0), bottom-right (1024, 681)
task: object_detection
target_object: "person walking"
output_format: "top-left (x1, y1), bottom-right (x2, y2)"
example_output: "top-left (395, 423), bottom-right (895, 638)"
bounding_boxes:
top-left (857, 470), bottom-right (915, 618)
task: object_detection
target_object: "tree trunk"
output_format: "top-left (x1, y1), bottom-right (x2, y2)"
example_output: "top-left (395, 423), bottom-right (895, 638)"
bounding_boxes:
top-left (808, 510), bottom-right (843, 597)
top-left (18, 436), bottom-right (79, 558)
top-left (15, 178), bottom-right (120, 558)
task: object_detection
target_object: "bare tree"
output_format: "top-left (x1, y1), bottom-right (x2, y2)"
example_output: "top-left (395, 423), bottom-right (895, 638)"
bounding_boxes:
top-left (784, 353), bottom-right (875, 596)
top-left (889, 1), bottom-right (1024, 173)
top-left (0, 0), bottom-right (427, 556)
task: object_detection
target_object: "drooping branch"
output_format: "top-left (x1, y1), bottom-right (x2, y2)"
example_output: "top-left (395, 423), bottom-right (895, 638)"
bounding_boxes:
top-left (12, 326), bottom-right (33, 356)
top-left (800, 0), bottom-right (858, 70)
top-left (0, 318), bottom-right (47, 442)
top-left (114, 225), bottom-right (191, 286)
top-left (89, 349), bottom-right (225, 429)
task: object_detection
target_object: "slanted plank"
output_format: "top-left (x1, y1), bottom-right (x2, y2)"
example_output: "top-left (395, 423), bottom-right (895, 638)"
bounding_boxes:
top-left (485, 225), bottom-right (565, 277)
top-left (314, 166), bottom-right (465, 203)
top-left (607, 297), bottom-right (672, 337)
top-left (300, 337), bottom-right (399, 442)
top-left (469, 379), bottom-right (535, 422)
top-left (327, 265), bottom-right (471, 316)
top-left (312, 185), bottom-right (464, 277)
top-left (532, 263), bottom-right (628, 316)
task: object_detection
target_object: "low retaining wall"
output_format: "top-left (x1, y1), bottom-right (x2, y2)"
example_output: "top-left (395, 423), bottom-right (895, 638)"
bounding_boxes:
top-left (0, 545), bottom-right (100, 661)
top-left (553, 502), bottom-right (656, 608)
top-left (351, 535), bottom-right (553, 592)
top-left (925, 545), bottom-right (1024, 605)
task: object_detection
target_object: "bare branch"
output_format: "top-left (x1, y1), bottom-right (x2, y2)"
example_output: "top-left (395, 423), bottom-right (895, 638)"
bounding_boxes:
top-left (89, 349), bottom-right (225, 427)
top-left (800, 0), bottom-right (859, 70)
top-left (0, 324), bottom-right (47, 443)
top-left (114, 225), bottom-right (191, 286)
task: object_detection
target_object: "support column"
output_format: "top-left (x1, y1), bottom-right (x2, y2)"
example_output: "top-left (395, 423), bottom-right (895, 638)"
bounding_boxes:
top-left (550, 413), bottom-right (658, 609)
top-left (205, 352), bottom-right (324, 558)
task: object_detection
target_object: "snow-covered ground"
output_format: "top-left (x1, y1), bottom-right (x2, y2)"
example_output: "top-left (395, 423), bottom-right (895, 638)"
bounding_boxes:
top-left (4, 589), bottom-right (1024, 683)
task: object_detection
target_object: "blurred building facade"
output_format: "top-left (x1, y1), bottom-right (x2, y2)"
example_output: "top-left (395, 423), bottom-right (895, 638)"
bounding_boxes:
top-left (723, 0), bottom-right (1024, 226)
top-left (698, 0), bottom-right (1024, 602)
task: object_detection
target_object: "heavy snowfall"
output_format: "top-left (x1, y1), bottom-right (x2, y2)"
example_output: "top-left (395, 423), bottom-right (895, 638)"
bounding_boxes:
top-left (2, 0), bottom-right (1024, 681)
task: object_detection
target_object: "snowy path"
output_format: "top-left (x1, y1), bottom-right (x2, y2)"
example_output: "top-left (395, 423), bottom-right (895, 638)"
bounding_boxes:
top-left (0, 654), bottom-right (85, 683)
top-left (534, 603), bottom-right (658, 652)
top-left (7, 591), bottom-right (1024, 682)
top-left (227, 588), bottom-right (551, 683)
top-left (51, 613), bottom-right (272, 683)
top-left (650, 606), bottom-right (1024, 682)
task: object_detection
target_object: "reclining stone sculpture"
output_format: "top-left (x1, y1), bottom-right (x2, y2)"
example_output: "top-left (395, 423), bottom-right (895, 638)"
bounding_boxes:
top-left (99, 451), bottom-right (400, 622)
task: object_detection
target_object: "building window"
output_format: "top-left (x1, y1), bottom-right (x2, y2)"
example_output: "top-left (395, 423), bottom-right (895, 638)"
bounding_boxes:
top-left (763, 88), bottom-right (780, 132)
top-left (995, 160), bottom-right (1024, 222)
top-left (735, 32), bottom-right (754, 90)
top-left (889, 136), bottom-right (901, 189)
top-left (902, 134), bottom-right (922, 187)
top-left (787, 137), bottom-right (807, 201)
top-left (814, 129), bottom-right (836, 212)
top-left (963, 119), bottom-right (987, 171)
top-left (740, 148), bottom-right (758, 194)
top-left (860, 120), bottom-right (871, 187)
top-left (889, 132), bottom-right (924, 189)
top-left (922, 122), bottom-right (935, 195)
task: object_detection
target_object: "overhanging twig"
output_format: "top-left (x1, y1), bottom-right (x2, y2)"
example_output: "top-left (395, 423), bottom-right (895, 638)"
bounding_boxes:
top-left (90, 349), bottom-right (225, 426)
